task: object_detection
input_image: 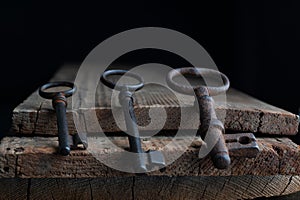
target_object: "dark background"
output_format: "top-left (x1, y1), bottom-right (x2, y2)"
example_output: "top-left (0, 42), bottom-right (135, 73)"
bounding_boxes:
top-left (0, 1), bottom-right (299, 133)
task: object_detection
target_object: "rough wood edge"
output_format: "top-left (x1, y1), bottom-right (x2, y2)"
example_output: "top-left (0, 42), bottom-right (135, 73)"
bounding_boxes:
top-left (1, 136), bottom-right (300, 178)
top-left (11, 101), bottom-right (299, 136)
top-left (0, 176), bottom-right (300, 200)
top-left (10, 64), bottom-right (299, 135)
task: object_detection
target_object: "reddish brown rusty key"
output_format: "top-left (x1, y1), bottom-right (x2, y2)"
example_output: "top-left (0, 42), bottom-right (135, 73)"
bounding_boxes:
top-left (225, 133), bottom-right (259, 158)
top-left (167, 67), bottom-right (231, 169)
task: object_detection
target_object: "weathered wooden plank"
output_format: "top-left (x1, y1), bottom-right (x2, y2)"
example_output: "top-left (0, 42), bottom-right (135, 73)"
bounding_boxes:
top-left (1, 136), bottom-right (300, 178)
top-left (11, 64), bottom-right (298, 136)
top-left (0, 176), bottom-right (299, 200)
top-left (0, 178), bottom-right (28, 200)
top-left (133, 175), bottom-right (300, 200)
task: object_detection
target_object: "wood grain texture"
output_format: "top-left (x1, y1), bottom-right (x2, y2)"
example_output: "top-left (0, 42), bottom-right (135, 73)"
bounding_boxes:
top-left (11, 64), bottom-right (298, 136)
top-left (1, 136), bottom-right (300, 178)
top-left (0, 178), bottom-right (28, 200)
top-left (0, 176), bottom-right (300, 200)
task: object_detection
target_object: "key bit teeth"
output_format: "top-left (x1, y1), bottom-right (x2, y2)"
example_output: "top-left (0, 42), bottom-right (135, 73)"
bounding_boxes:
top-left (225, 133), bottom-right (260, 158)
top-left (136, 165), bottom-right (148, 173)
top-left (145, 150), bottom-right (166, 171)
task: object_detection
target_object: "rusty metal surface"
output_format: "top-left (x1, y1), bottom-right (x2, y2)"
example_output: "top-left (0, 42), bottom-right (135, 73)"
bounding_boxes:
top-left (166, 67), bottom-right (230, 96)
top-left (167, 67), bottom-right (231, 169)
top-left (196, 87), bottom-right (231, 169)
top-left (225, 133), bottom-right (260, 158)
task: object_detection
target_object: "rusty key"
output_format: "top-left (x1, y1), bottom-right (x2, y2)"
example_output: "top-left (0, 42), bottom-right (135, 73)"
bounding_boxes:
top-left (167, 67), bottom-right (231, 169)
top-left (39, 81), bottom-right (76, 156)
top-left (225, 133), bottom-right (259, 158)
top-left (101, 70), bottom-right (148, 172)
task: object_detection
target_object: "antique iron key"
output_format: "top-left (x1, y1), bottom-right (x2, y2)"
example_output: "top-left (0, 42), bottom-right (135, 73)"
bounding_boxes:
top-left (39, 81), bottom-right (78, 156)
top-left (167, 67), bottom-right (231, 169)
top-left (101, 70), bottom-right (148, 172)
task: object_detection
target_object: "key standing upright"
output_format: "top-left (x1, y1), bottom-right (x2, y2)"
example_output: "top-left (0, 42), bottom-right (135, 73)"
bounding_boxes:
top-left (39, 81), bottom-right (77, 156)
top-left (101, 70), bottom-right (147, 172)
top-left (167, 67), bottom-right (231, 169)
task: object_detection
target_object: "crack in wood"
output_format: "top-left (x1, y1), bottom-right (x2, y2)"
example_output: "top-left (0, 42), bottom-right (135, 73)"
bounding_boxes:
top-left (258, 111), bottom-right (264, 134)
top-left (244, 175), bottom-right (254, 198)
top-left (0, 176), bottom-right (300, 199)
top-left (26, 178), bottom-right (31, 200)
top-left (32, 101), bottom-right (44, 134)
top-left (280, 175), bottom-right (294, 196)
top-left (132, 176), bottom-right (135, 200)
top-left (200, 179), bottom-right (208, 199)
top-left (89, 179), bottom-right (94, 200)
top-left (260, 175), bottom-right (276, 196)
top-left (14, 154), bottom-right (18, 177)
top-left (51, 192), bottom-right (55, 200)
top-left (217, 175), bottom-right (232, 199)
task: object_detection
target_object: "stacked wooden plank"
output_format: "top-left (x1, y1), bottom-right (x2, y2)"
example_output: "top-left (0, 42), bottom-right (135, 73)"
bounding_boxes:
top-left (1, 64), bottom-right (299, 200)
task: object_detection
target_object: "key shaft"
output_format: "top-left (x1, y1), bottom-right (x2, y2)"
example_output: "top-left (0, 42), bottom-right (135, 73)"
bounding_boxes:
top-left (195, 87), bottom-right (230, 169)
top-left (39, 81), bottom-right (77, 156)
top-left (166, 67), bottom-right (231, 169)
top-left (53, 94), bottom-right (70, 156)
top-left (119, 90), bottom-right (147, 172)
top-left (101, 70), bottom-right (149, 172)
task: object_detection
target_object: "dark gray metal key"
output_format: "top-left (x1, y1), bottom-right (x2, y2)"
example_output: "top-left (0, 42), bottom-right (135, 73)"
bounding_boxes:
top-left (39, 81), bottom-right (76, 156)
top-left (101, 70), bottom-right (148, 172)
top-left (167, 67), bottom-right (231, 169)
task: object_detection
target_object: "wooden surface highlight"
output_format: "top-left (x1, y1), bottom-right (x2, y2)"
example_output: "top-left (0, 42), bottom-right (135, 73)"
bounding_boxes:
top-left (11, 65), bottom-right (298, 135)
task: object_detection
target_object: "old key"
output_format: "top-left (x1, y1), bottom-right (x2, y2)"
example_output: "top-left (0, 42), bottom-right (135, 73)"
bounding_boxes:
top-left (167, 67), bottom-right (231, 169)
top-left (101, 70), bottom-right (148, 172)
top-left (39, 81), bottom-right (76, 156)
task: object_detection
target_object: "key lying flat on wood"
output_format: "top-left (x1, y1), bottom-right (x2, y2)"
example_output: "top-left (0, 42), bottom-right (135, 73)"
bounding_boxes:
top-left (39, 81), bottom-right (86, 155)
top-left (167, 67), bottom-right (231, 169)
top-left (192, 133), bottom-right (260, 158)
top-left (225, 133), bottom-right (260, 158)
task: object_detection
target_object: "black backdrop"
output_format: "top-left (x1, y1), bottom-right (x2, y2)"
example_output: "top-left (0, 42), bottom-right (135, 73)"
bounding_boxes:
top-left (1, 1), bottom-right (300, 132)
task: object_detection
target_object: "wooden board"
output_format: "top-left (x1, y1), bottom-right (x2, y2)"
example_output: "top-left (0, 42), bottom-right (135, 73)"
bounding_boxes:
top-left (0, 176), bottom-right (300, 200)
top-left (11, 64), bottom-right (299, 136)
top-left (0, 179), bottom-right (28, 200)
top-left (1, 136), bottom-right (300, 178)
